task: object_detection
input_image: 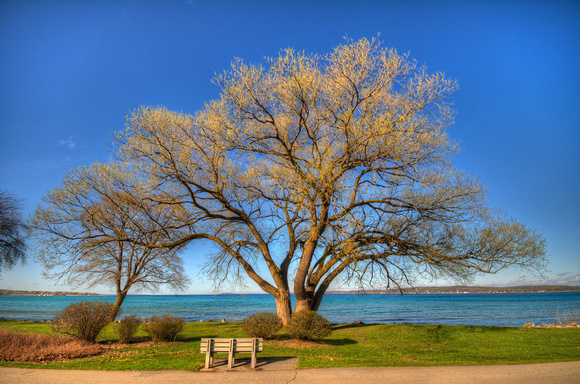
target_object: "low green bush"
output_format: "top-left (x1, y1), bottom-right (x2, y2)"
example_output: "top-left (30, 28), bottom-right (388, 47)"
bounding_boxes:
top-left (142, 314), bottom-right (183, 342)
top-left (286, 310), bottom-right (332, 340)
top-left (115, 315), bottom-right (142, 343)
top-left (242, 312), bottom-right (281, 339)
top-left (51, 301), bottom-right (113, 343)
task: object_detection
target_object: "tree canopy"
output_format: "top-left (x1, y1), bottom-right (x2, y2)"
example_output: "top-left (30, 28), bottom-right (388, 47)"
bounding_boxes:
top-left (33, 38), bottom-right (547, 324)
top-left (110, 38), bottom-right (547, 323)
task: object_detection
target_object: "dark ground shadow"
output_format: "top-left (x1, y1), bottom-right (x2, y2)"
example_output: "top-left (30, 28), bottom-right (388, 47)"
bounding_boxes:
top-left (332, 323), bottom-right (374, 331)
top-left (200, 357), bottom-right (299, 371)
top-left (317, 338), bottom-right (357, 346)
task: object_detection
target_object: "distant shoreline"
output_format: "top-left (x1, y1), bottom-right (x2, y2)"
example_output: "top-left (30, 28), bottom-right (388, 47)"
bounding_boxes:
top-left (0, 289), bottom-right (100, 296)
top-left (327, 285), bottom-right (580, 294)
top-left (1, 285), bottom-right (579, 297)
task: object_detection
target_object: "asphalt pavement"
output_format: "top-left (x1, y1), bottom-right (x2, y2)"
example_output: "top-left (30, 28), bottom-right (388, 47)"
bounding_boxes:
top-left (1, 361), bottom-right (579, 384)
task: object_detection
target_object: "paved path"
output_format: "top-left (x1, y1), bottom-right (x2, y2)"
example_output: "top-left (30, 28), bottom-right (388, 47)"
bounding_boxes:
top-left (1, 362), bottom-right (579, 384)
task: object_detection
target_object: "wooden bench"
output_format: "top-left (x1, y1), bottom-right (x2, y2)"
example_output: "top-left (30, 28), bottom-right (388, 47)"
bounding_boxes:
top-left (200, 338), bottom-right (263, 369)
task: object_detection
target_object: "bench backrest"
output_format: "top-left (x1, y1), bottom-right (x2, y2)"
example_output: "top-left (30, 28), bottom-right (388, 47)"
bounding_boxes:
top-left (200, 338), bottom-right (263, 353)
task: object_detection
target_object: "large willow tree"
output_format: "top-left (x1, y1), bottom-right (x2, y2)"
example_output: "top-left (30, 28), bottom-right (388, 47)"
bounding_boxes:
top-left (49, 38), bottom-right (545, 324)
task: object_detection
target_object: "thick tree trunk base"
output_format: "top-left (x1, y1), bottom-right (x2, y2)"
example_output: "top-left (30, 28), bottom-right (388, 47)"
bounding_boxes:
top-left (275, 294), bottom-right (292, 326)
top-left (294, 296), bottom-right (315, 314)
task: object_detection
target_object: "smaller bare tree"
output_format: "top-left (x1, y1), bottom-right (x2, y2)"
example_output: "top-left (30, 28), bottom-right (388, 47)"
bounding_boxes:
top-left (30, 163), bottom-right (190, 320)
top-left (0, 190), bottom-right (27, 274)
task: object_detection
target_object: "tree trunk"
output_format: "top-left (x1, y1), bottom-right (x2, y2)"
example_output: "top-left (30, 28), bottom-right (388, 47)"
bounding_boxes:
top-left (295, 283), bottom-right (329, 313)
top-left (311, 284), bottom-right (329, 312)
top-left (110, 290), bottom-right (128, 321)
top-left (275, 291), bottom-right (292, 326)
top-left (294, 290), bottom-right (318, 312)
top-left (293, 213), bottom-right (329, 315)
top-left (293, 242), bottom-right (318, 314)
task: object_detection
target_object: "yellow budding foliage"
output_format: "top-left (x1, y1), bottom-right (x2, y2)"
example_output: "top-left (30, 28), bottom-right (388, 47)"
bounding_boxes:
top-left (45, 38), bottom-right (547, 322)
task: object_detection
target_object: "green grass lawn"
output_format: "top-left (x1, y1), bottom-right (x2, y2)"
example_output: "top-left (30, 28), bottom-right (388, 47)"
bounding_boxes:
top-left (0, 320), bottom-right (578, 371)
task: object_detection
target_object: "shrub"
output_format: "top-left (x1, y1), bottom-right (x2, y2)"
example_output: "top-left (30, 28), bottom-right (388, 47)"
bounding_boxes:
top-left (553, 308), bottom-right (579, 326)
top-left (115, 315), bottom-right (142, 343)
top-left (0, 328), bottom-right (103, 362)
top-left (242, 312), bottom-right (281, 339)
top-left (52, 301), bottom-right (114, 343)
top-left (286, 310), bottom-right (332, 340)
top-left (142, 314), bottom-right (184, 342)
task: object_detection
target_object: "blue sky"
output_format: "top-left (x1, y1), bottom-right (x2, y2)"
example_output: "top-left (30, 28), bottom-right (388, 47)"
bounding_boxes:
top-left (1, 0), bottom-right (579, 294)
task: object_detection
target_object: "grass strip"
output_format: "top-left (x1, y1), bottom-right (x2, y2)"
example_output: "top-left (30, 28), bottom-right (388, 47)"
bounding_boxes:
top-left (0, 320), bottom-right (578, 371)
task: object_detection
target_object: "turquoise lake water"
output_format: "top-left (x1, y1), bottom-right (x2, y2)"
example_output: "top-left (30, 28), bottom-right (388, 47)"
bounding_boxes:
top-left (1, 292), bottom-right (579, 327)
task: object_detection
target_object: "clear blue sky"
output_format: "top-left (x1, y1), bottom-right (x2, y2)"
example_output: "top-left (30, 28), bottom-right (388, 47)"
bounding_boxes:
top-left (1, 0), bottom-right (579, 294)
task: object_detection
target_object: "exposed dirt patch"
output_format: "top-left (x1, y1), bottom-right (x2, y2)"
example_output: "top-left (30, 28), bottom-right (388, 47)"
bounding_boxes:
top-left (0, 328), bottom-right (104, 362)
top-left (0, 330), bottom-right (189, 363)
top-left (267, 338), bottom-right (328, 349)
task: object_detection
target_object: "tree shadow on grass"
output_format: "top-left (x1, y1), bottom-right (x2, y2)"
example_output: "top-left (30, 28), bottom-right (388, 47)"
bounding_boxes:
top-left (425, 324), bottom-right (452, 343)
top-left (265, 334), bottom-right (357, 348)
top-left (424, 324), bottom-right (512, 343)
top-left (318, 338), bottom-right (357, 346)
top-left (177, 336), bottom-right (207, 342)
top-left (438, 324), bottom-right (514, 333)
top-left (331, 323), bottom-right (374, 331)
top-left (465, 325), bottom-right (513, 333)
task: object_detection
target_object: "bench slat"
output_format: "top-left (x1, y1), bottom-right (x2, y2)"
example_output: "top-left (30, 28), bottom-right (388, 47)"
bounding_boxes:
top-left (200, 338), bottom-right (263, 352)
top-left (199, 338), bottom-right (264, 344)
top-left (200, 347), bottom-right (263, 352)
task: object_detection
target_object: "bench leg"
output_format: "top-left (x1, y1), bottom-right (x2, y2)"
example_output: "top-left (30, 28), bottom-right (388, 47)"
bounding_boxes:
top-left (205, 339), bottom-right (213, 369)
top-left (205, 351), bottom-right (212, 369)
top-left (228, 339), bottom-right (234, 369)
top-left (251, 351), bottom-right (256, 369)
top-left (251, 338), bottom-right (257, 369)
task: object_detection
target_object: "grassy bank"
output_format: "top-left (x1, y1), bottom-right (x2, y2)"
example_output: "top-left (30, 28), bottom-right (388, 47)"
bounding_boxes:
top-left (0, 320), bottom-right (578, 371)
